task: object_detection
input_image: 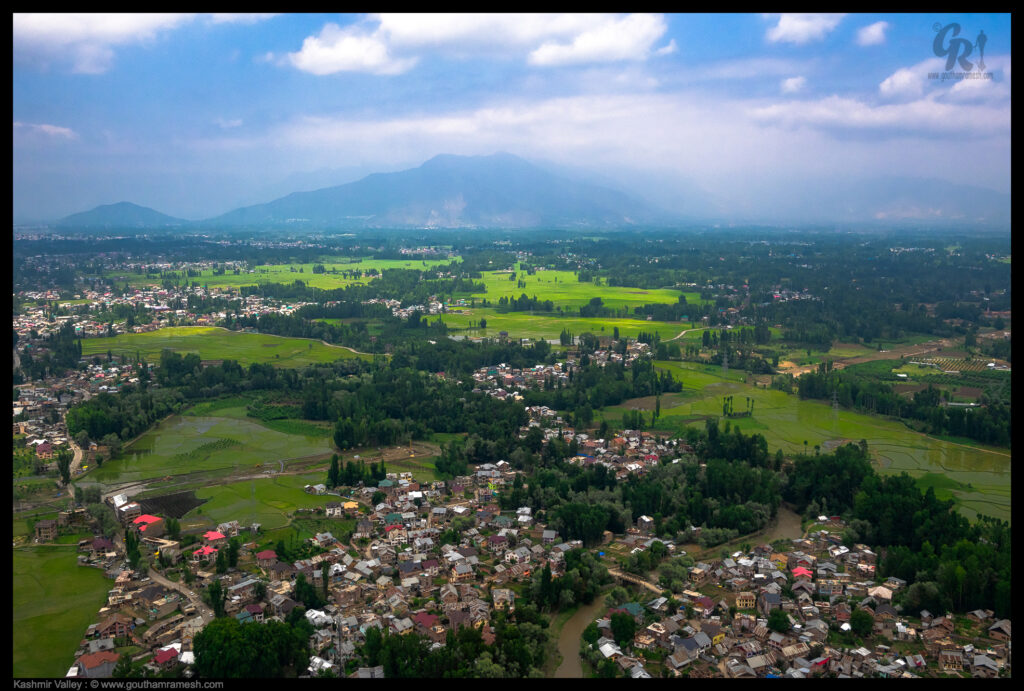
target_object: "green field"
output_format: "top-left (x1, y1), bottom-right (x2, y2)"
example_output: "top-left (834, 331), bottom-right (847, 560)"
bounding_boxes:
top-left (456, 266), bottom-right (704, 312)
top-left (601, 360), bottom-right (1011, 522)
top-left (88, 412), bottom-right (335, 485)
top-left (81, 326), bottom-right (372, 365)
top-left (104, 256), bottom-right (458, 291)
top-left (14, 546), bottom-right (112, 677)
top-left (439, 308), bottom-right (692, 342)
top-left (184, 472), bottom-right (335, 532)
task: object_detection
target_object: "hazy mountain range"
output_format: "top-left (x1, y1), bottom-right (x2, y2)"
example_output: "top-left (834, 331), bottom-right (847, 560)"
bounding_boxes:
top-left (50, 152), bottom-right (1010, 230)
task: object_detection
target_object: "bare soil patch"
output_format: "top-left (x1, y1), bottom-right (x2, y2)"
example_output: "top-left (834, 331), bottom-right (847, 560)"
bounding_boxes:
top-left (138, 490), bottom-right (208, 519)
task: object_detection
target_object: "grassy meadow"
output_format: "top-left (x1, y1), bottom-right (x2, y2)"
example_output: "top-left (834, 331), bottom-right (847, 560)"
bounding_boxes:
top-left (455, 267), bottom-right (704, 312)
top-left (87, 412), bottom-right (335, 485)
top-left (81, 326), bottom-right (372, 365)
top-left (14, 546), bottom-right (112, 677)
top-left (103, 256), bottom-right (458, 291)
top-left (184, 472), bottom-right (336, 532)
top-left (439, 309), bottom-right (693, 342)
top-left (600, 360), bottom-right (1011, 522)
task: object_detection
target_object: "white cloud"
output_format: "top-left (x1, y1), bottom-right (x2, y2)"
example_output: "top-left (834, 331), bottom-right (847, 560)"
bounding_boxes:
top-left (856, 21), bottom-right (889, 46)
top-left (12, 13), bottom-right (275, 74)
top-left (766, 14), bottom-right (846, 44)
top-left (287, 22), bottom-right (418, 76)
top-left (215, 118), bottom-right (243, 129)
top-left (528, 14), bottom-right (669, 66)
top-left (286, 14), bottom-right (671, 75)
top-left (749, 93), bottom-right (1009, 135)
top-left (656, 39), bottom-right (678, 56)
top-left (13, 121), bottom-right (78, 139)
top-left (208, 14), bottom-right (278, 25)
top-left (13, 13), bottom-right (195, 73)
top-left (879, 58), bottom-right (944, 99)
top-left (781, 76), bottom-right (806, 94)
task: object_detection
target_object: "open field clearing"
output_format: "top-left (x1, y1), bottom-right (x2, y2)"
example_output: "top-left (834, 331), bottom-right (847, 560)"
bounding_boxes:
top-left (184, 472), bottom-right (334, 532)
top-left (14, 546), bottom-right (112, 678)
top-left (456, 266), bottom-right (705, 311)
top-left (81, 326), bottom-right (372, 365)
top-left (102, 256), bottom-right (459, 290)
top-left (600, 360), bottom-right (1011, 522)
top-left (439, 309), bottom-right (690, 342)
top-left (87, 413), bottom-right (335, 485)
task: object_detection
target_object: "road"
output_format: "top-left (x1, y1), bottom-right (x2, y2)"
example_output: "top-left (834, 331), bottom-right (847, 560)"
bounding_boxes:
top-left (147, 566), bottom-right (214, 623)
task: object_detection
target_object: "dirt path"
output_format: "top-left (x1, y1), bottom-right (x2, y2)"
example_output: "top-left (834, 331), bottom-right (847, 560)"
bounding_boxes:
top-left (666, 326), bottom-right (710, 342)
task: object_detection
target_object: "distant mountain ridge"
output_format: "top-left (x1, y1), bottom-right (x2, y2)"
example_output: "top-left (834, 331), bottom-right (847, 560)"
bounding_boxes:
top-left (51, 153), bottom-right (1010, 230)
top-left (55, 201), bottom-right (185, 229)
top-left (202, 152), bottom-right (665, 229)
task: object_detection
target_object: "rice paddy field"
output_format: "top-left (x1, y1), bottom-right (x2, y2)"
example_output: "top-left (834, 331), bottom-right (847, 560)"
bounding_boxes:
top-left (80, 326), bottom-right (372, 365)
top-left (14, 546), bottom-right (112, 677)
top-left (87, 412), bottom-right (335, 485)
top-left (455, 266), bottom-right (706, 311)
top-left (439, 309), bottom-right (693, 342)
top-left (103, 256), bottom-right (459, 290)
top-left (602, 360), bottom-right (1011, 522)
top-left (182, 472), bottom-right (336, 532)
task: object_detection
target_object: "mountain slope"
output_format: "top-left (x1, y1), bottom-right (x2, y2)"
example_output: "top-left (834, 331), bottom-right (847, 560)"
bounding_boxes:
top-left (56, 202), bottom-right (185, 229)
top-left (204, 153), bottom-right (666, 228)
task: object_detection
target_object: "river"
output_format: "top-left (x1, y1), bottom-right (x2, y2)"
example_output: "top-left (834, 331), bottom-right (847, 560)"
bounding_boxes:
top-left (554, 592), bottom-right (608, 678)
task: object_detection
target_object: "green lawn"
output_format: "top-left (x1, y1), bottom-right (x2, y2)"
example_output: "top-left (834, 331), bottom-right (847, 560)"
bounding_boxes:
top-left (88, 413), bottom-right (335, 485)
top-left (600, 360), bottom-right (1011, 522)
top-left (14, 546), bottom-right (112, 677)
top-left (81, 326), bottom-right (372, 366)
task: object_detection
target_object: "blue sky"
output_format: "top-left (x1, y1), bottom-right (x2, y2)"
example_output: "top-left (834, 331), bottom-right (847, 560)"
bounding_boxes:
top-left (13, 13), bottom-right (1011, 221)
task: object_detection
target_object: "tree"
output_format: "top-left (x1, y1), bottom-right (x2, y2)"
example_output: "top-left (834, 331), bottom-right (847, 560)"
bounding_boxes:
top-left (610, 612), bottom-right (636, 647)
top-left (165, 518), bottom-right (181, 541)
top-left (479, 318), bottom-right (487, 329)
top-left (767, 607), bottom-right (789, 633)
top-left (112, 653), bottom-right (133, 678)
top-left (850, 608), bottom-right (874, 637)
top-left (207, 579), bottom-right (226, 617)
top-left (327, 453), bottom-right (340, 488)
top-left (227, 538), bottom-right (240, 568)
top-left (56, 448), bottom-right (72, 485)
top-left (215, 548), bottom-right (227, 574)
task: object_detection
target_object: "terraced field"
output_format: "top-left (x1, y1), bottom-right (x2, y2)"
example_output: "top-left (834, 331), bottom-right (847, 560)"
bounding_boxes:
top-left (602, 360), bottom-right (1011, 522)
top-left (80, 326), bottom-right (372, 365)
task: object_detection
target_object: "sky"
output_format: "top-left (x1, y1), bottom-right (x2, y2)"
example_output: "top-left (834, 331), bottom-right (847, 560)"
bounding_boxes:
top-left (12, 13), bottom-right (1012, 222)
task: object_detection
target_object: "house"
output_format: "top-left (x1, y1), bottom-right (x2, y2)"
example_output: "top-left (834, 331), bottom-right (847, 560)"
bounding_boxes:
top-left (758, 592), bottom-right (781, 616)
top-left (987, 619), bottom-right (1011, 641)
top-left (938, 650), bottom-right (964, 672)
top-left (735, 592), bottom-right (756, 610)
top-left (203, 530), bottom-right (227, 546)
top-left (131, 514), bottom-right (164, 537)
top-left (96, 612), bottom-right (133, 639)
top-left (637, 515), bottom-right (655, 533)
top-left (971, 654), bottom-right (999, 678)
top-left (75, 651), bottom-right (120, 678)
top-left (191, 545), bottom-right (218, 563)
top-left (35, 519), bottom-right (58, 541)
top-left (325, 502), bottom-right (342, 518)
top-left (492, 588), bottom-right (516, 611)
top-left (153, 646), bottom-right (179, 670)
top-left (255, 549), bottom-right (277, 569)
top-left (966, 609), bottom-right (994, 625)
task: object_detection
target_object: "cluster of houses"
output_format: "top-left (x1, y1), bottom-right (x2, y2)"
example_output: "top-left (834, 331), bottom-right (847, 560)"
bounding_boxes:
top-left (470, 345), bottom-right (652, 402)
top-left (582, 526), bottom-right (1011, 679)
